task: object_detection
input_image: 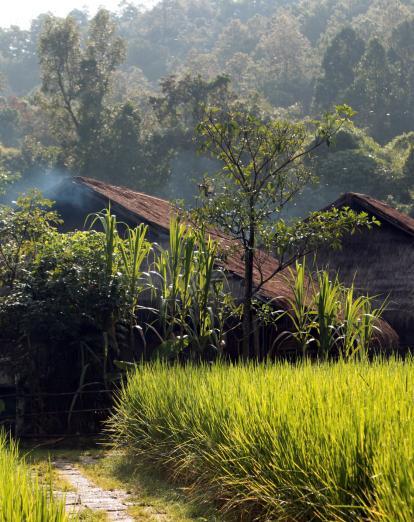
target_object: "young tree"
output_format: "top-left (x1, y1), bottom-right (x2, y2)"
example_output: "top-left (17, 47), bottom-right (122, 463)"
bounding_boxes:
top-left (195, 106), bottom-right (377, 358)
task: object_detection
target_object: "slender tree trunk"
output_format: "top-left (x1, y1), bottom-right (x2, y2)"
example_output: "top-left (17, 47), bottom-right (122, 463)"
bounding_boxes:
top-left (242, 253), bottom-right (253, 360)
top-left (242, 216), bottom-right (255, 360)
top-left (253, 314), bottom-right (261, 359)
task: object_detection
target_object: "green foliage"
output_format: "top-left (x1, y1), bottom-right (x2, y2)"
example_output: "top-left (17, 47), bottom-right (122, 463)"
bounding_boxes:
top-left (0, 141), bottom-right (21, 195)
top-left (0, 434), bottom-right (69, 521)
top-left (0, 106), bottom-right (21, 147)
top-left (340, 284), bottom-right (386, 359)
top-left (287, 124), bottom-right (411, 216)
top-left (283, 260), bottom-right (315, 356)
top-left (0, 200), bottom-right (237, 432)
top-left (150, 74), bottom-right (232, 131)
top-left (38, 10), bottom-right (129, 178)
top-left (0, 190), bottom-right (60, 287)
top-left (99, 102), bottom-right (148, 187)
top-left (271, 206), bottom-right (379, 261)
top-left (86, 207), bottom-right (121, 279)
top-left (351, 38), bottom-right (394, 141)
top-left (0, 165), bottom-right (18, 195)
top-left (0, 202), bottom-right (149, 431)
top-left (195, 105), bottom-right (357, 243)
top-left (109, 359), bottom-right (414, 521)
top-left (285, 262), bottom-right (386, 359)
top-left (150, 217), bottom-right (236, 360)
top-left (23, 230), bottom-right (121, 332)
top-left (314, 27), bottom-right (365, 110)
top-left (119, 223), bottom-right (151, 319)
top-left (2, 0), bottom-right (414, 207)
top-left (195, 106), bottom-right (376, 357)
top-left (314, 269), bottom-right (342, 357)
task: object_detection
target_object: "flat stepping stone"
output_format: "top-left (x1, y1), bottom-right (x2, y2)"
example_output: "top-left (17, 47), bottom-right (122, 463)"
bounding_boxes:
top-left (53, 459), bottom-right (134, 521)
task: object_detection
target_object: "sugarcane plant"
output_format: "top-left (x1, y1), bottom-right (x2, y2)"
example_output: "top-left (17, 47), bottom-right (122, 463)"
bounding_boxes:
top-left (283, 260), bottom-right (317, 357)
top-left (68, 208), bottom-right (152, 420)
top-left (338, 285), bottom-right (386, 359)
top-left (314, 270), bottom-right (341, 359)
top-left (149, 217), bottom-right (236, 360)
top-left (285, 262), bottom-right (386, 359)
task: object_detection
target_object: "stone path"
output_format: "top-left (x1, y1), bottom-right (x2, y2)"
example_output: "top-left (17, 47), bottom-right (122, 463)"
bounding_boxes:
top-left (53, 459), bottom-right (135, 521)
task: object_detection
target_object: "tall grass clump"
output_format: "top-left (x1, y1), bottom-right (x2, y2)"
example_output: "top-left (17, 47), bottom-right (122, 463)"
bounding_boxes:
top-left (0, 434), bottom-right (69, 521)
top-left (109, 360), bottom-right (414, 521)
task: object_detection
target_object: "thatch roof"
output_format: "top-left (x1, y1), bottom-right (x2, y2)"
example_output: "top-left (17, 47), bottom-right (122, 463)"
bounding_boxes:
top-left (326, 192), bottom-right (414, 237)
top-left (72, 177), bottom-right (293, 305)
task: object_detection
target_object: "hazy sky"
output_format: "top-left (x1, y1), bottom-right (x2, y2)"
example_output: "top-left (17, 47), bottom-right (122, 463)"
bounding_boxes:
top-left (2, 1), bottom-right (158, 28)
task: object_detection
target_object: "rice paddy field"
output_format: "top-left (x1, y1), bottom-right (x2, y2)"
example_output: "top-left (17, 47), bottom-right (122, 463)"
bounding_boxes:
top-left (0, 435), bottom-right (68, 522)
top-left (109, 360), bottom-right (414, 521)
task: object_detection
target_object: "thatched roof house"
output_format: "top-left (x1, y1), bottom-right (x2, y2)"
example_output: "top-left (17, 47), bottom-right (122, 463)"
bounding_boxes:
top-left (315, 192), bottom-right (414, 347)
top-left (51, 176), bottom-right (295, 306)
top-left (48, 177), bottom-right (399, 353)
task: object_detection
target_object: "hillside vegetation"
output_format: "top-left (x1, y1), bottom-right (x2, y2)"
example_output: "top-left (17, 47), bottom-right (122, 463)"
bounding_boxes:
top-left (1, 0), bottom-right (414, 214)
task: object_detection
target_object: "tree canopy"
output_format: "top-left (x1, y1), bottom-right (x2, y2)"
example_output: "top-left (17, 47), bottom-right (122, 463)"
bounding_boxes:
top-left (0, 0), bottom-right (414, 214)
top-left (193, 105), bottom-right (378, 357)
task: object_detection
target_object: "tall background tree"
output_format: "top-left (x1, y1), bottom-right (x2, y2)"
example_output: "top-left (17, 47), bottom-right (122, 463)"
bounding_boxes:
top-left (38, 10), bottom-right (126, 176)
top-left (313, 27), bottom-right (365, 112)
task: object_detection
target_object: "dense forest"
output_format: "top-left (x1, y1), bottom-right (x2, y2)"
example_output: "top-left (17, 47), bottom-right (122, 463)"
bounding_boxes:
top-left (1, 0), bottom-right (414, 214)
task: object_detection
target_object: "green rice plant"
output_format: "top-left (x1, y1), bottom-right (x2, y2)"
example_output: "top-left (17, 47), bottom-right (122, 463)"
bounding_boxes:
top-left (0, 434), bottom-right (70, 521)
top-left (109, 360), bottom-right (414, 521)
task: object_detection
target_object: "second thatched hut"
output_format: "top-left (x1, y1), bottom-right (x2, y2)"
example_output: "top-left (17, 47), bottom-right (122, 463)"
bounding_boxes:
top-left (315, 192), bottom-right (414, 348)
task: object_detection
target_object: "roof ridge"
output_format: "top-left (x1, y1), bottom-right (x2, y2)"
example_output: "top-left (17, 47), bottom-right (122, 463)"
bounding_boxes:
top-left (74, 176), bottom-right (173, 208)
top-left (330, 192), bottom-right (414, 237)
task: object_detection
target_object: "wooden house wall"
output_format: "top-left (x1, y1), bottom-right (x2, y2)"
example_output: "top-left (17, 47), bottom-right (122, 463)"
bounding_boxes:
top-left (314, 222), bottom-right (414, 347)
